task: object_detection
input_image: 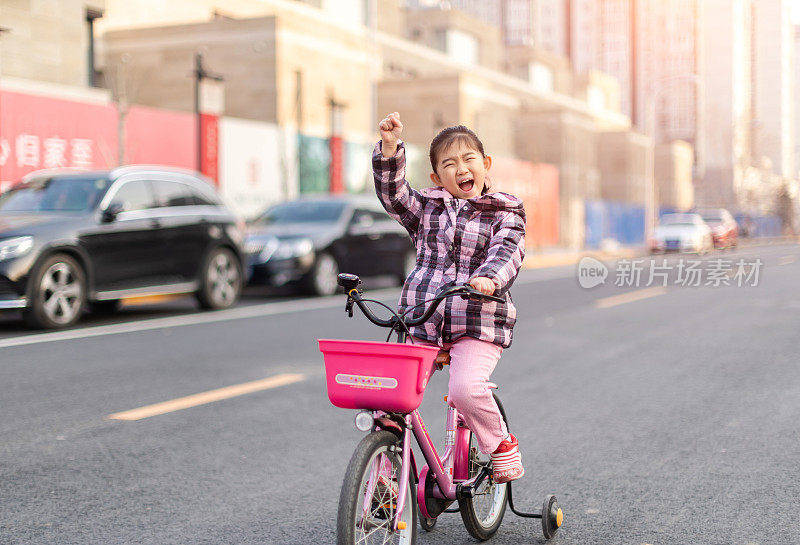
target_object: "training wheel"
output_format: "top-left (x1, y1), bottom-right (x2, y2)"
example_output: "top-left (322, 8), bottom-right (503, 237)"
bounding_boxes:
top-left (419, 515), bottom-right (437, 532)
top-left (541, 494), bottom-right (562, 539)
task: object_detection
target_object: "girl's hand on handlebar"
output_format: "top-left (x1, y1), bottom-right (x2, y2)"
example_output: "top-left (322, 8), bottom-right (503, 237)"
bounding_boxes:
top-left (379, 112), bottom-right (403, 157)
top-left (469, 276), bottom-right (496, 296)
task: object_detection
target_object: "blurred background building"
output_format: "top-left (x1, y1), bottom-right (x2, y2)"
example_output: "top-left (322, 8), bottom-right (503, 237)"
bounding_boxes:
top-left (0, 0), bottom-right (797, 247)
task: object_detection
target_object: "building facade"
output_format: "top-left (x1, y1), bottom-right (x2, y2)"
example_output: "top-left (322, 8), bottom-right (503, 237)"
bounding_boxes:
top-left (0, 0), bottom-right (105, 87)
top-left (753, 0), bottom-right (794, 179)
top-left (699, 0), bottom-right (752, 208)
top-left (794, 25), bottom-right (800, 177)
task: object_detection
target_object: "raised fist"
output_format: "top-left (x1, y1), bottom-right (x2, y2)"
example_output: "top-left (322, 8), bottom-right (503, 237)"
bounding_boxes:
top-left (379, 112), bottom-right (403, 157)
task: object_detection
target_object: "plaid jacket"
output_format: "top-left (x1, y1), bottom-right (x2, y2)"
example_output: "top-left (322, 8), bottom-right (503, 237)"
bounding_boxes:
top-left (373, 142), bottom-right (526, 348)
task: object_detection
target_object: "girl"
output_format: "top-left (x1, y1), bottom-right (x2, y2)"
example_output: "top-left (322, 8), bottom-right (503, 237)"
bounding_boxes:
top-left (373, 112), bottom-right (526, 483)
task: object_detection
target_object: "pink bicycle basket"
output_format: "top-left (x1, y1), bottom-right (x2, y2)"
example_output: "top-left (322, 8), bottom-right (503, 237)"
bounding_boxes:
top-left (319, 339), bottom-right (439, 413)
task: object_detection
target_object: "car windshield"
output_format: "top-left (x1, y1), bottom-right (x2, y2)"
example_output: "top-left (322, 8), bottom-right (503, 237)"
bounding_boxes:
top-left (0, 175), bottom-right (111, 212)
top-left (660, 215), bottom-right (695, 227)
top-left (258, 201), bottom-right (346, 224)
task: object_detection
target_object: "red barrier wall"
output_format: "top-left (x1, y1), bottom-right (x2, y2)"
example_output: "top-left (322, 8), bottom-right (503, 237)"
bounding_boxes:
top-left (490, 157), bottom-right (559, 248)
top-left (0, 90), bottom-right (117, 185)
top-left (0, 92), bottom-right (201, 193)
top-left (124, 105), bottom-right (196, 171)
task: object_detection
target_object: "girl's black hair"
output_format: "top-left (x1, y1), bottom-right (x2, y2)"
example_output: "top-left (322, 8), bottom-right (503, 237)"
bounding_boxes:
top-left (428, 125), bottom-right (485, 173)
top-left (429, 125), bottom-right (491, 195)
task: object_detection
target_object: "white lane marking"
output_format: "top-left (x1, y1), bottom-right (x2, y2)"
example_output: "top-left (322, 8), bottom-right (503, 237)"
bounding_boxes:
top-left (594, 287), bottom-right (668, 309)
top-left (0, 292), bottom-right (381, 351)
top-left (106, 373), bottom-right (305, 421)
top-left (0, 272), bottom-right (562, 350)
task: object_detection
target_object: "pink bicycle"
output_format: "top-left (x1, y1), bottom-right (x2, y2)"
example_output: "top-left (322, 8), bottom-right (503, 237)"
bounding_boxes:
top-left (319, 273), bottom-right (563, 544)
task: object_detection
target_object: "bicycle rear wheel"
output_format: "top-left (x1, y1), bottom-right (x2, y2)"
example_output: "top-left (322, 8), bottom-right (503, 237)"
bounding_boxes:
top-left (337, 430), bottom-right (417, 545)
top-left (459, 393), bottom-right (509, 540)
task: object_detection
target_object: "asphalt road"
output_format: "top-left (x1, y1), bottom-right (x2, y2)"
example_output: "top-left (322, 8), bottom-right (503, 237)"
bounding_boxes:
top-left (2, 241), bottom-right (799, 544)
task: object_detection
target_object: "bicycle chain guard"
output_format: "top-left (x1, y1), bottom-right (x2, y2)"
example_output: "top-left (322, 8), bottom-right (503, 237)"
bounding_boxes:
top-left (417, 465), bottom-right (452, 519)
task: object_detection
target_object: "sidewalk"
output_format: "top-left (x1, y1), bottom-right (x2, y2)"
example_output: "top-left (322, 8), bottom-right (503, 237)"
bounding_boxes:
top-left (521, 236), bottom-right (800, 270)
top-left (522, 245), bottom-right (645, 269)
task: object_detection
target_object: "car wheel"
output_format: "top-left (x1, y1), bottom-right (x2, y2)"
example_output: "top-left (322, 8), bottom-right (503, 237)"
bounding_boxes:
top-left (397, 250), bottom-right (416, 286)
top-left (304, 252), bottom-right (339, 296)
top-left (195, 246), bottom-right (243, 310)
top-left (23, 253), bottom-right (86, 329)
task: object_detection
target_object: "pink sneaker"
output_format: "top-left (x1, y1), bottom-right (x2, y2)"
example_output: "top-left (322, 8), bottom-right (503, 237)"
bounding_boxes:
top-left (491, 433), bottom-right (524, 484)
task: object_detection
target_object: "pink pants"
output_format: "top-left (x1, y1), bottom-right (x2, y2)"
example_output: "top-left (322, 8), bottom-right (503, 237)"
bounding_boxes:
top-left (414, 336), bottom-right (508, 454)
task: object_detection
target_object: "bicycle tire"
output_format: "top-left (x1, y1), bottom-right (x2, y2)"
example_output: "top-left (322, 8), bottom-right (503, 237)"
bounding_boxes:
top-left (458, 392), bottom-right (509, 541)
top-left (337, 430), bottom-right (417, 545)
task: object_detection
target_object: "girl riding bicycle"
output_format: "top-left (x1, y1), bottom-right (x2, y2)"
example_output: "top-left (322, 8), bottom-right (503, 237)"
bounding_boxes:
top-left (373, 112), bottom-right (526, 484)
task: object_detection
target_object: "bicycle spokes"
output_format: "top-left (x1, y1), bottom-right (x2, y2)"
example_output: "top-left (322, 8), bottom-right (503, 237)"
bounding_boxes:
top-left (469, 447), bottom-right (506, 526)
top-left (355, 451), bottom-right (409, 544)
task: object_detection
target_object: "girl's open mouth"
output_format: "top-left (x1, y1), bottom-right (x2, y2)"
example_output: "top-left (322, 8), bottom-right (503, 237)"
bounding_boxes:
top-left (458, 180), bottom-right (474, 192)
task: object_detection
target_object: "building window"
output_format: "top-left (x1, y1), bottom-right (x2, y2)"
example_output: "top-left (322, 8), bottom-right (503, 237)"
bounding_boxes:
top-left (432, 29), bottom-right (447, 52)
top-left (529, 62), bottom-right (554, 92)
top-left (587, 85), bottom-right (606, 111)
top-left (445, 29), bottom-right (479, 65)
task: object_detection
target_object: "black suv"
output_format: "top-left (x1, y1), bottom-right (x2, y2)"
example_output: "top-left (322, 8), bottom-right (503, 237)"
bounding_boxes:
top-left (0, 166), bottom-right (245, 328)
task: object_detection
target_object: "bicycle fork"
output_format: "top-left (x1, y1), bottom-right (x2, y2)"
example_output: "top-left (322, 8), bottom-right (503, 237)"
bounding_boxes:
top-left (392, 414), bottom-right (413, 532)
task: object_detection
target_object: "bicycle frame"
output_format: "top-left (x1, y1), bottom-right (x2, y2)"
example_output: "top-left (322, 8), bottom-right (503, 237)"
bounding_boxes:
top-left (371, 384), bottom-right (481, 531)
top-left (416, 408), bottom-right (470, 483)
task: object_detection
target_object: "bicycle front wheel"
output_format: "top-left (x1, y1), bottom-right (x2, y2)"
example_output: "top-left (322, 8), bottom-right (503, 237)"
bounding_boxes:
top-left (337, 430), bottom-right (417, 545)
top-left (459, 393), bottom-right (509, 540)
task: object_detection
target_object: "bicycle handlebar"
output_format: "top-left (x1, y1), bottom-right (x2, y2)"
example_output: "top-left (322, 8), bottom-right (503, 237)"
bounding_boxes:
top-left (338, 273), bottom-right (504, 331)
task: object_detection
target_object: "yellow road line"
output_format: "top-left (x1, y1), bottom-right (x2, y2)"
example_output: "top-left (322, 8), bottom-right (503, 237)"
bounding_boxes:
top-left (594, 287), bottom-right (667, 309)
top-left (121, 294), bottom-right (184, 307)
top-left (779, 256), bottom-right (795, 265)
top-left (106, 373), bottom-right (305, 421)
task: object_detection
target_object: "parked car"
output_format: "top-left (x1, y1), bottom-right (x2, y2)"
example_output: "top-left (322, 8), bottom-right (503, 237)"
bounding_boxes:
top-left (0, 166), bottom-right (245, 329)
top-left (650, 213), bottom-right (714, 254)
top-left (696, 208), bottom-right (738, 249)
top-left (244, 195), bottom-right (415, 295)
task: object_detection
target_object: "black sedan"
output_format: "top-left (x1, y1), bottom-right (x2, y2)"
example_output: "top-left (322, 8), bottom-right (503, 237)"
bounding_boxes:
top-left (244, 196), bottom-right (416, 295)
top-left (0, 167), bottom-right (245, 329)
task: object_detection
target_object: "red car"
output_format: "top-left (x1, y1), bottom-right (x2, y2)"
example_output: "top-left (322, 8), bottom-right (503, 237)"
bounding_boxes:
top-left (697, 208), bottom-right (738, 249)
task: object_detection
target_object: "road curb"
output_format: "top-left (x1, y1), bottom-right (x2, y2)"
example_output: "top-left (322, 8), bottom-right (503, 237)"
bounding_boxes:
top-left (522, 248), bottom-right (645, 269)
top-left (522, 236), bottom-right (799, 270)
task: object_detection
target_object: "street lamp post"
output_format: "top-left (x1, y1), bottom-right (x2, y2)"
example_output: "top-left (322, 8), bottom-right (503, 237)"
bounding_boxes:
top-left (645, 74), bottom-right (701, 246)
top-left (0, 27), bottom-right (10, 186)
top-left (116, 53), bottom-right (131, 166)
top-left (193, 52), bottom-right (224, 173)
